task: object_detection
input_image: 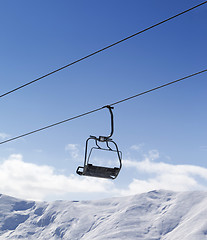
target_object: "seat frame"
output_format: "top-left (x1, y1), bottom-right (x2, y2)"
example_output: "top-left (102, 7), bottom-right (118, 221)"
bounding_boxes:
top-left (76, 137), bottom-right (122, 179)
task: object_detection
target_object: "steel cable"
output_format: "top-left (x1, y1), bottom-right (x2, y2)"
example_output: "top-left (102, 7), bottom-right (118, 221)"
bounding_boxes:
top-left (0, 68), bottom-right (206, 145)
top-left (1, 1), bottom-right (207, 99)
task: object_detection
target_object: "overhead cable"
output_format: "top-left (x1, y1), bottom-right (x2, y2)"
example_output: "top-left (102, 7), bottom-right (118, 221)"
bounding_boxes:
top-left (1, 1), bottom-right (207, 99)
top-left (0, 68), bottom-right (206, 145)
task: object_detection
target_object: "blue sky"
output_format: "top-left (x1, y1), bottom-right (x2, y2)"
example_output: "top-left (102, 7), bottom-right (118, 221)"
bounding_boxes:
top-left (0, 0), bottom-right (207, 201)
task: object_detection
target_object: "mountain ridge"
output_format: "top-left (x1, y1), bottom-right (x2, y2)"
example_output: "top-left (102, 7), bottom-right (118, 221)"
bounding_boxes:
top-left (0, 190), bottom-right (207, 239)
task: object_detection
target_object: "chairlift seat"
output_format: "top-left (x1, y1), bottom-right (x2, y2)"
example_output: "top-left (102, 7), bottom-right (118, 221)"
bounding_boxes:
top-left (76, 164), bottom-right (120, 179)
top-left (76, 106), bottom-right (122, 180)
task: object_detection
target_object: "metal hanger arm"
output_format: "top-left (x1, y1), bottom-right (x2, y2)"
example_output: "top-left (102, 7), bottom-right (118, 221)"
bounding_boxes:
top-left (100, 105), bottom-right (114, 140)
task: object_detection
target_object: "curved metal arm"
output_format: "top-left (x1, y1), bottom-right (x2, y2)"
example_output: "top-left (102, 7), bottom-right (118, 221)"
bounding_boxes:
top-left (90, 105), bottom-right (115, 142)
top-left (100, 105), bottom-right (114, 140)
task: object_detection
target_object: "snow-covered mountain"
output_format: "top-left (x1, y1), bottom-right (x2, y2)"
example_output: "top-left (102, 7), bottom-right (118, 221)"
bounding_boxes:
top-left (0, 190), bottom-right (207, 239)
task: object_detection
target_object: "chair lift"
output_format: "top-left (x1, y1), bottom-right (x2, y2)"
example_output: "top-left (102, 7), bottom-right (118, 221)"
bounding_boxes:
top-left (76, 105), bottom-right (122, 179)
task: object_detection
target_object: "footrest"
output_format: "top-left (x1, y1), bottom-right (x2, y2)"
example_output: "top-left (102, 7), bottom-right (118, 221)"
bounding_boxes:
top-left (76, 164), bottom-right (120, 179)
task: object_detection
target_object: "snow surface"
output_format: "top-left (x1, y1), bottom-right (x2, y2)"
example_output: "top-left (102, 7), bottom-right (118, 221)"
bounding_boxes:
top-left (0, 190), bottom-right (207, 239)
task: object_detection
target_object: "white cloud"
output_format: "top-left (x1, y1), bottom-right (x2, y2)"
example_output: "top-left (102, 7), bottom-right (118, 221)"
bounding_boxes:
top-left (0, 154), bottom-right (115, 201)
top-left (122, 150), bottom-right (207, 196)
top-left (65, 144), bottom-right (80, 159)
top-left (2, 149), bottom-right (207, 202)
top-left (130, 143), bottom-right (145, 152)
top-left (0, 133), bottom-right (10, 140)
top-left (145, 149), bottom-right (160, 161)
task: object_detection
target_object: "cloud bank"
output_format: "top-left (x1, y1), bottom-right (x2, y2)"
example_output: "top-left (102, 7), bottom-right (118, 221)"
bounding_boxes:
top-left (0, 154), bottom-right (115, 201)
top-left (122, 150), bottom-right (207, 195)
top-left (1, 148), bottom-right (207, 201)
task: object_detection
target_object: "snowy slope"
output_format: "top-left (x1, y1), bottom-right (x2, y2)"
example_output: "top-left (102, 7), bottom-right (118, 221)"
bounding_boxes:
top-left (0, 190), bottom-right (207, 239)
